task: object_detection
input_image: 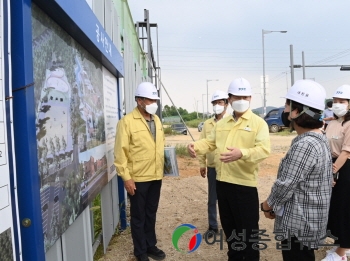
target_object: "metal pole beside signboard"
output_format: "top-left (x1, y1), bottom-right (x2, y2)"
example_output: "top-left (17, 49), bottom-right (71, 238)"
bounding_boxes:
top-left (0, 0), bottom-right (22, 260)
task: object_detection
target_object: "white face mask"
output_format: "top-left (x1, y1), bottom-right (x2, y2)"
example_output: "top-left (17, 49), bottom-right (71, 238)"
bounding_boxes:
top-left (231, 100), bottom-right (250, 113)
top-left (145, 102), bottom-right (158, 115)
top-left (213, 104), bottom-right (225, 115)
top-left (332, 103), bottom-right (348, 117)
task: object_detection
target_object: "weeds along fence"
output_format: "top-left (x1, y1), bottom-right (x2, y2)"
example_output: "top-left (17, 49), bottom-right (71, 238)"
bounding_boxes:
top-left (174, 144), bottom-right (188, 157)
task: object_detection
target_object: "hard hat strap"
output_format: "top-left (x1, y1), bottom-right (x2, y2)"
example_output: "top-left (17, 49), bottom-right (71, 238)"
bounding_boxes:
top-left (289, 100), bottom-right (296, 131)
top-left (289, 100), bottom-right (303, 121)
top-left (304, 107), bottom-right (323, 121)
top-left (290, 103), bottom-right (322, 121)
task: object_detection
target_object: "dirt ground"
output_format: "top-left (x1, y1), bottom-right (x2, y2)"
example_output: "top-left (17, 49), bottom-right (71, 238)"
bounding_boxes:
top-left (98, 128), bottom-right (343, 261)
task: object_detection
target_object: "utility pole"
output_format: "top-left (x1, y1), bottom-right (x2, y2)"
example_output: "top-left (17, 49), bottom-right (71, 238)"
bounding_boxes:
top-left (302, 51), bottom-right (306, 79)
top-left (196, 100), bottom-right (201, 119)
top-left (262, 30), bottom-right (287, 116)
top-left (290, 44), bottom-right (295, 86)
top-left (291, 51), bottom-right (350, 83)
top-left (206, 79), bottom-right (218, 118)
top-left (202, 94), bottom-right (206, 119)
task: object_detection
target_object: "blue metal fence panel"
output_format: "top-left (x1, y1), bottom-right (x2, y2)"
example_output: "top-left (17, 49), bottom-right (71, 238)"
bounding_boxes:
top-left (4, 0), bottom-right (22, 259)
top-left (12, 0), bottom-right (46, 259)
top-left (116, 80), bottom-right (127, 230)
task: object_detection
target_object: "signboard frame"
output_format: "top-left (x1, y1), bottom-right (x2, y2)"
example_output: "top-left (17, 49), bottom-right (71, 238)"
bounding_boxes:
top-left (11, 0), bottom-right (124, 259)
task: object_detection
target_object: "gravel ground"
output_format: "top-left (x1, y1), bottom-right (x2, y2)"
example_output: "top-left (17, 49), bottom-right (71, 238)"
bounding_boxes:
top-left (96, 129), bottom-right (344, 261)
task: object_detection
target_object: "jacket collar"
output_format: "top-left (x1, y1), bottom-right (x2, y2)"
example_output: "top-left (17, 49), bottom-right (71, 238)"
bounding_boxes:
top-left (207, 117), bottom-right (216, 125)
top-left (132, 107), bottom-right (157, 128)
top-left (132, 107), bottom-right (143, 119)
top-left (240, 109), bottom-right (253, 120)
top-left (228, 109), bottom-right (253, 122)
top-left (209, 112), bottom-right (230, 124)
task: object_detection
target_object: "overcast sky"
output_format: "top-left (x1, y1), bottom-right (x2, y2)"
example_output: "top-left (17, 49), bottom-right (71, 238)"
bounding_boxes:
top-left (127, 0), bottom-right (350, 114)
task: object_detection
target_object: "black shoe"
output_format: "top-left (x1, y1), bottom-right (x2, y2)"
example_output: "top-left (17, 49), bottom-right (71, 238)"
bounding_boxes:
top-left (136, 253), bottom-right (150, 261)
top-left (147, 246), bottom-right (166, 260)
top-left (204, 228), bottom-right (219, 239)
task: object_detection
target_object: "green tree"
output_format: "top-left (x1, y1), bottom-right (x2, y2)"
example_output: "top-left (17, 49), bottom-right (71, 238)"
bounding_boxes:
top-left (182, 112), bottom-right (198, 121)
top-left (162, 105), bottom-right (188, 116)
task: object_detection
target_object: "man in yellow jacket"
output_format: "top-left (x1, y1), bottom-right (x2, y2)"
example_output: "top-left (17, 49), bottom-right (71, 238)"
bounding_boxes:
top-left (114, 82), bottom-right (165, 261)
top-left (188, 78), bottom-right (270, 261)
top-left (198, 90), bottom-right (229, 237)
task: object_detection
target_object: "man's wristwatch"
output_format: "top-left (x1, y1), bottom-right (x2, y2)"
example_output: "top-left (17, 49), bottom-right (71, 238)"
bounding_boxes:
top-left (260, 203), bottom-right (274, 214)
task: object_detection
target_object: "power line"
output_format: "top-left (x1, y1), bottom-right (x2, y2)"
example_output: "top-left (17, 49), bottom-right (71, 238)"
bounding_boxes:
top-left (266, 48), bottom-right (350, 90)
top-left (311, 48), bottom-right (350, 65)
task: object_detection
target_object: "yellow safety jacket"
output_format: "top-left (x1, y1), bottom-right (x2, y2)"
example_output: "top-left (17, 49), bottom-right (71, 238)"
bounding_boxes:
top-left (198, 113), bottom-right (229, 168)
top-left (194, 109), bottom-right (270, 187)
top-left (198, 117), bottom-right (217, 168)
top-left (114, 107), bottom-right (165, 182)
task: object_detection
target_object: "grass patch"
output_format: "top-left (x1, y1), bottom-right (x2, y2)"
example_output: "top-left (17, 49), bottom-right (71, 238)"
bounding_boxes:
top-left (93, 242), bottom-right (104, 261)
top-left (163, 126), bottom-right (173, 135)
top-left (91, 194), bottom-right (102, 239)
top-left (93, 227), bottom-right (126, 261)
top-left (91, 194), bottom-right (103, 260)
top-left (185, 119), bottom-right (203, 128)
top-left (175, 144), bottom-right (189, 157)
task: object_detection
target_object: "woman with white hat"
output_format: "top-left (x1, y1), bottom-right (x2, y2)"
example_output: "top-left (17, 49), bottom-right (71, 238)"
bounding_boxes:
top-left (322, 84), bottom-right (350, 261)
top-left (262, 79), bottom-right (333, 261)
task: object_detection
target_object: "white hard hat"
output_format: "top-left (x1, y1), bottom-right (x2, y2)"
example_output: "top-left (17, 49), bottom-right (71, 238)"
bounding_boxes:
top-left (135, 82), bottom-right (160, 100)
top-left (333, 84), bottom-right (350, 99)
top-left (211, 90), bottom-right (228, 102)
top-left (227, 78), bottom-right (252, 96)
top-left (285, 79), bottom-right (326, 111)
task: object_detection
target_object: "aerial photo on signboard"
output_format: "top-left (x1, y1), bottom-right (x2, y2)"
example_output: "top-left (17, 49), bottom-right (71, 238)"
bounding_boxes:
top-left (32, 4), bottom-right (118, 251)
